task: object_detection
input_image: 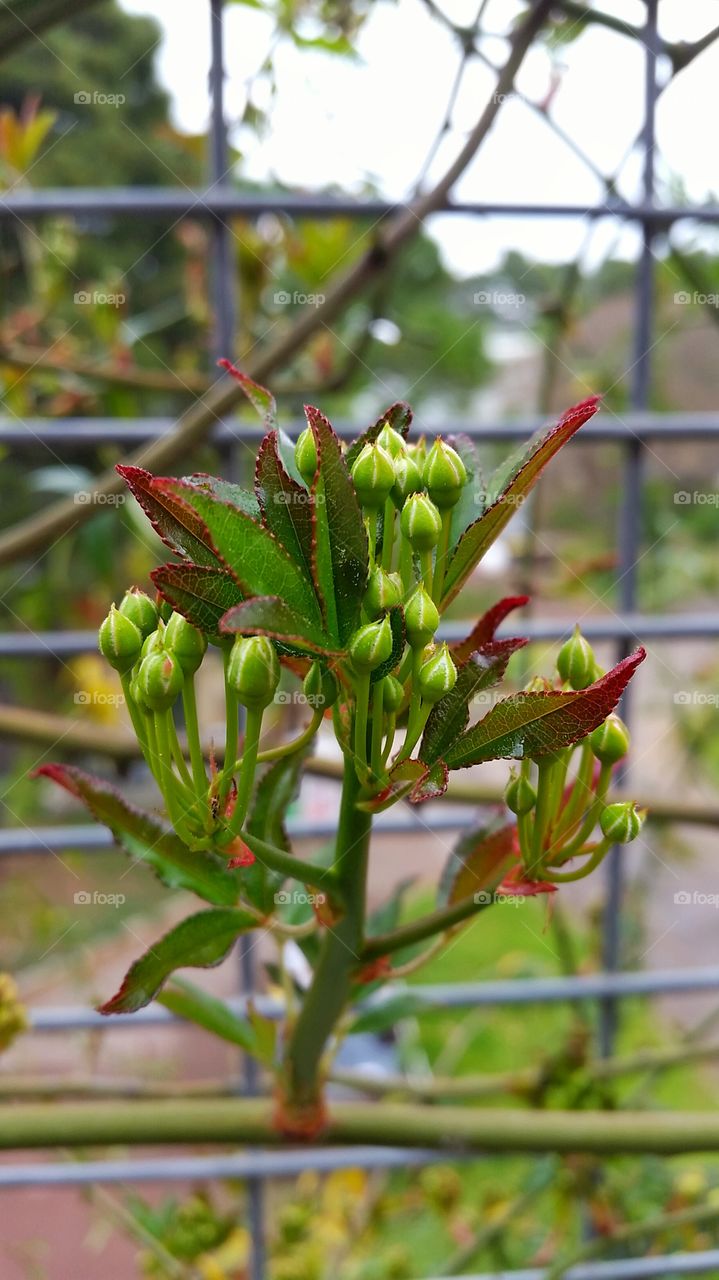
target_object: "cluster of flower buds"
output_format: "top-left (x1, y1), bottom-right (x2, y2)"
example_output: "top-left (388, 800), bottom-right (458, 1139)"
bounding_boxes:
top-left (503, 628), bottom-right (644, 886)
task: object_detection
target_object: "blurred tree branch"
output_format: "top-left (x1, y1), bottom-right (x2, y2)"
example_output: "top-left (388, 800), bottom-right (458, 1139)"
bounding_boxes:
top-left (0, 0), bottom-right (104, 60)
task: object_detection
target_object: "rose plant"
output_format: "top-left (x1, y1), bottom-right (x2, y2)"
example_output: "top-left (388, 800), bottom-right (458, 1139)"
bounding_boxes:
top-left (37, 364), bottom-right (645, 1137)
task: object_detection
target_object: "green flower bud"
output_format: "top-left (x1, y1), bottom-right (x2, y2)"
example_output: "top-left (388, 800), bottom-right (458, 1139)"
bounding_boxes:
top-left (364, 567), bottom-right (403, 619)
top-left (418, 643), bottom-right (457, 704)
top-left (505, 771), bottom-right (537, 816)
top-left (556, 626), bottom-right (597, 691)
top-left (381, 673), bottom-right (404, 714)
top-left (408, 437), bottom-right (427, 468)
top-left (303, 661), bottom-right (339, 710)
top-left (98, 604), bottom-right (143, 674)
top-left (590, 714), bottom-right (630, 765)
top-left (140, 621), bottom-right (166, 661)
top-left (600, 801), bottom-right (645, 844)
top-left (351, 442), bottom-right (395, 510)
top-left (349, 614), bottom-right (393, 674)
top-left (136, 650), bottom-right (184, 712)
top-left (376, 422), bottom-right (406, 459)
top-left (423, 438), bottom-right (467, 509)
top-left (226, 635), bottom-right (281, 710)
top-left (404, 583), bottom-right (439, 649)
top-left (295, 427), bottom-right (317, 485)
top-left (400, 491), bottom-right (442, 551)
top-left (118, 587), bottom-right (159, 639)
top-left (164, 611), bottom-right (208, 676)
top-left (391, 453), bottom-right (423, 507)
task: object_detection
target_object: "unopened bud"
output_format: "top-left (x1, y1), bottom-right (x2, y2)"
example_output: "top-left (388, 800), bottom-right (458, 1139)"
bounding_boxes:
top-left (557, 626), bottom-right (597, 691)
top-left (505, 771), bottom-right (537, 816)
top-left (136, 650), bottom-right (184, 712)
top-left (391, 453), bottom-right (423, 507)
top-left (418, 643), bottom-right (457, 704)
top-left (140, 621), bottom-right (166, 661)
top-left (404, 584), bottom-right (439, 649)
top-left (118, 587), bottom-right (158, 639)
top-left (376, 423), bottom-right (406, 458)
top-left (400, 492), bottom-right (442, 551)
top-left (303, 661), bottom-right (339, 710)
top-left (98, 604), bottom-right (142, 674)
top-left (226, 635), bottom-right (281, 710)
top-left (349, 614), bottom-right (393, 674)
top-left (295, 427), bottom-right (317, 485)
top-left (351, 442), bottom-right (395, 510)
top-left (364, 567), bottom-right (402, 619)
top-left (600, 801), bottom-right (645, 844)
top-left (380, 673), bottom-right (404, 714)
top-left (590, 714), bottom-right (629, 765)
top-left (423, 438), bottom-right (467, 509)
top-left (164, 611), bottom-right (207, 676)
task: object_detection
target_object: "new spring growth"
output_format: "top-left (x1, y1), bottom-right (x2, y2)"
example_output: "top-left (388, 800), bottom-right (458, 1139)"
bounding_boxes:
top-left (423, 438), bottom-right (467, 509)
top-left (600, 801), bottom-right (645, 844)
top-left (364, 567), bottom-right (402, 619)
top-left (391, 453), bottom-right (423, 506)
top-left (590, 714), bottom-right (629, 764)
top-left (226, 635), bottom-right (281, 710)
top-left (136, 651), bottom-right (184, 712)
top-left (400, 492), bottom-right (442, 551)
top-left (376, 423), bottom-right (406, 459)
top-left (304, 661), bottom-right (339, 710)
top-left (351, 442), bottom-right (395, 510)
top-left (418, 643), bottom-right (457, 703)
top-left (404, 584), bottom-right (439, 649)
top-left (164, 611), bottom-right (208, 676)
top-left (140, 621), bottom-right (165, 660)
top-left (349, 614), bottom-right (393, 674)
top-left (295, 427), bottom-right (317, 484)
top-left (380, 673), bottom-right (404, 713)
top-left (506, 770), bottom-right (537, 816)
top-left (118, 587), bottom-right (159, 639)
top-left (557, 625), bottom-right (598, 690)
top-left (99, 604), bottom-right (143, 674)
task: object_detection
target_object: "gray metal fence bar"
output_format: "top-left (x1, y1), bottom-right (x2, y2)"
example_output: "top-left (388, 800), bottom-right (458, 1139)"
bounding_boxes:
top-left (424, 1253), bottom-right (719, 1280)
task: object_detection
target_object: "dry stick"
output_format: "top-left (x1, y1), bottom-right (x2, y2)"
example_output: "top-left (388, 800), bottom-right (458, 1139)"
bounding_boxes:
top-left (0, 0), bottom-right (554, 570)
top-left (0, 343), bottom-right (212, 394)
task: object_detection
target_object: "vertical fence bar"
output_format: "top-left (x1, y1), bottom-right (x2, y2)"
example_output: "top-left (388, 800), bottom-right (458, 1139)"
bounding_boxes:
top-left (599, 0), bottom-right (659, 1057)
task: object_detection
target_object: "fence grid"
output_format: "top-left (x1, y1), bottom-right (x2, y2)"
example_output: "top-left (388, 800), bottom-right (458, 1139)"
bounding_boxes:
top-left (2, 1), bottom-right (719, 1278)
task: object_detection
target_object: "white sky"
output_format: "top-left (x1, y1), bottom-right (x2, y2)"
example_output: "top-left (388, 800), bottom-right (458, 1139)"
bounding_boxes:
top-left (120, 0), bottom-right (719, 275)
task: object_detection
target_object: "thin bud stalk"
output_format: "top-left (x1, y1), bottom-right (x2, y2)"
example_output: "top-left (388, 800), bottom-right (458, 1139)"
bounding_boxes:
top-left (220, 645), bottom-right (239, 806)
top-left (381, 498), bottom-right (395, 570)
top-left (353, 671), bottom-right (372, 785)
top-left (431, 509), bottom-right (452, 602)
top-left (420, 549), bottom-right (433, 595)
top-left (551, 740), bottom-right (595, 844)
top-left (225, 706), bottom-right (264, 841)
top-left (542, 837), bottom-right (612, 883)
top-left (555, 760), bottom-right (613, 862)
top-left (182, 676), bottom-right (207, 798)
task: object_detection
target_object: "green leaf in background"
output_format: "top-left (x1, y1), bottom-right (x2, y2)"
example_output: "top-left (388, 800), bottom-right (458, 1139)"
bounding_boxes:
top-left (307, 404), bottom-right (369, 644)
top-left (447, 433), bottom-right (485, 550)
top-left (440, 396), bottom-right (600, 610)
top-left (220, 596), bottom-right (341, 656)
top-left (444, 647), bottom-right (646, 769)
top-left (99, 907), bottom-right (257, 1014)
top-left (348, 991), bottom-right (429, 1035)
top-left (438, 821), bottom-right (518, 907)
top-left (218, 359), bottom-right (278, 429)
top-left (158, 479), bottom-right (324, 626)
top-left (420, 638), bottom-right (527, 767)
top-left (344, 401), bottom-right (413, 471)
top-left (158, 977), bottom-right (260, 1055)
top-left (152, 562), bottom-right (243, 635)
top-left (34, 764), bottom-right (239, 905)
top-left (117, 464), bottom-right (220, 566)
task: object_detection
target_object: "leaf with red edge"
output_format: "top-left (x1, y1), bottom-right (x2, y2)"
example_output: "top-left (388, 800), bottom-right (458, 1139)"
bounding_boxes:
top-left (409, 760), bottom-right (449, 805)
top-left (157, 478), bottom-right (323, 626)
top-left (440, 397), bottom-right (600, 610)
top-left (307, 404), bottom-right (368, 645)
top-left (181, 472), bottom-right (260, 519)
top-left (99, 907), bottom-right (256, 1015)
top-left (34, 764), bottom-right (238, 905)
top-left (117, 464), bottom-right (220, 566)
top-left (344, 401), bottom-right (413, 470)
top-left (445, 647), bottom-right (645, 769)
top-left (220, 597), bottom-right (341, 655)
top-left (218, 359), bottom-right (277, 429)
top-left (438, 821), bottom-right (519, 907)
top-left (152, 562), bottom-right (243, 636)
top-left (420, 638), bottom-right (528, 767)
top-left (499, 864), bottom-right (557, 896)
top-left (448, 434), bottom-right (484, 550)
top-left (356, 759), bottom-right (426, 813)
top-left (451, 596), bottom-right (529, 664)
top-left (254, 432), bottom-right (315, 577)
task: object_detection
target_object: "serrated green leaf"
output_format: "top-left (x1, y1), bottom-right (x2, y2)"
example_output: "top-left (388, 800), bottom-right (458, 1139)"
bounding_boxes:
top-left (307, 405), bottom-right (368, 644)
top-left (448, 434), bottom-right (484, 550)
top-left (159, 977), bottom-right (259, 1054)
top-left (152, 562), bottom-right (243, 636)
top-left (254, 432), bottom-right (315, 578)
top-left (440, 397), bottom-right (600, 610)
top-left (218, 359), bottom-right (277, 429)
top-left (99, 908), bottom-right (256, 1014)
top-left (438, 821), bottom-right (518, 907)
top-left (117, 464), bottom-right (220, 566)
top-left (345, 401), bottom-right (413, 470)
top-left (445, 648), bottom-right (645, 769)
top-left (182, 472), bottom-right (261, 519)
top-left (221, 596), bottom-right (341, 656)
top-left (420, 639), bottom-right (526, 767)
top-left (35, 764), bottom-right (238, 905)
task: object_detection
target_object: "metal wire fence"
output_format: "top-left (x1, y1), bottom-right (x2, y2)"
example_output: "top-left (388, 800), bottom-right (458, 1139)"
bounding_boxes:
top-left (2, 0), bottom-right (719, 1276)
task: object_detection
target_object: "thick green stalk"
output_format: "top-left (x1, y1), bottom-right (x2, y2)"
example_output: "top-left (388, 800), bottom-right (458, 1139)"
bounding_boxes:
top-left (225, 705), bottom-right (263, 840)
top-left (353, 671), bottom-right (371, 783)
top-left (431, 508), bottom-right (451, 601)
top-left (239, 830), bottom-right (341, 899)
top-left (282, 761), bottom-right (372, 1111)
top-left (182, 677), bottom-right (207, 798)
top-left (363, 891), bottom-right (493, 960)
top-left (370, 682), bottom-right (384, 778)
top-left (219, 645), bottom-right (239, 807)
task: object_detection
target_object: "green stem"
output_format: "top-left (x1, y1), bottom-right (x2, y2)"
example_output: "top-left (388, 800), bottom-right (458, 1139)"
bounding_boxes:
top-left (370, 682), bottom-right (384, 778)
top-left (353, 671), bottom-right (371, 783)
top-left (154, 711), bottom-right (195, 842)
top-left (119, 673), bottom-right (150, 757)
top-left (231, 709), bottom-right (323, 773)
top-left (399, 534), bottom-right (414, 594)
top-left (219, 645), bottom-right (239, 807)
top-left (381, 497), bottom-right (395, 569)
top-left (225, 706), bottom-right (263, 840)
top-left (380, 712), bottom-right (396, 769)
top-left (396, 648), bottom-right (425, 761)
top-left (431, 508), bottom-right (451, 602)
top-left (542, 838), bottom-right (612, 883)
top-left (182, 677), bottom-right (207, 798)
top-left (555, 760), bottom-right (612, 862)
top-left (551, 740), bottom-right (595, 843)
top-left (363, 890), bottom-right (493, 960)
top-left (420, 548), bottom-right (433, 594)
top-left (529, 753), bottom-right (562, 871)
top-left (282, 762), bottom-right (372, 1111)
top-left (365, 511), bottom-right (378, 569)
top-left (238, 830), bottom-right (342, 898)
top-left (166, 711), bottom-right (193, 791)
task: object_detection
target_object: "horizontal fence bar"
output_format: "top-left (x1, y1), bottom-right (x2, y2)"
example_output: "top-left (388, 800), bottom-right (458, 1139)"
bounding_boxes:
top-left (426, 1252), bottom-right (719, 1280)
top-left (0, 613), bottom-right (715, 659)
top-left (0, 1146), bottom-right (448, 1187)
top-left (2, 190), bottom-right (718, 223)
top-left (26, 968), bottom-right (719, 1033)
top-left (4, 414), bottom-right (719, 448)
